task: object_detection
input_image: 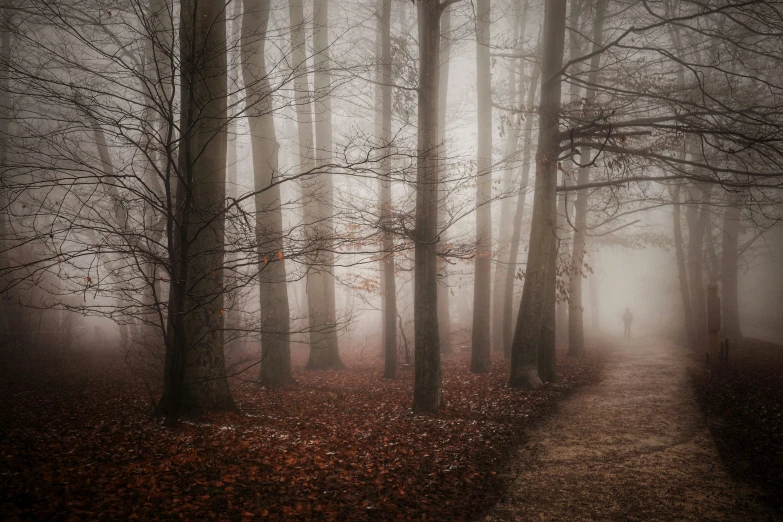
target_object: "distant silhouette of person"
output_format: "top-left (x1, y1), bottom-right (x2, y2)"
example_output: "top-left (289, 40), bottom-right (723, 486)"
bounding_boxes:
top-left (622, 308), bottom-right (633, 338)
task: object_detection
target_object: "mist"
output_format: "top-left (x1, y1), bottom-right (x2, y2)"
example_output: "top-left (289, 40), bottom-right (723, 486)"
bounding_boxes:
top-left (2, 0), bottom-right (782, 519)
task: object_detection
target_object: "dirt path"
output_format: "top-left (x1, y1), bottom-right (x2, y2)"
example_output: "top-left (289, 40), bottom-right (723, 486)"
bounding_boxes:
top-left (485, 338), bottom-right (776, 521)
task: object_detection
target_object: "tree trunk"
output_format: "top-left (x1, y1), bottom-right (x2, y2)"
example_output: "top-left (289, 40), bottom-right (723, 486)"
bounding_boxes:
top-left (509, 0), bottom-right (567, 389)
top-left (436, 5), bottom-right (453, 356)
top-left (377, 0), bottom-right (397, 379)
top-left (159, 0), bottom-right (236, 421)
top-left (313, 0), bottom-right (342, 368)
top-left (242, 0), bottom-right (295, 386)
top-left (502, 61), bottom-right (540, 359)
top-left (721, 199), bottom-right (742, 340)
top-left (686, 184), bottom-right (712, 344)
top-left (671, 183), bottom-right (695, 345)
top-left (288, 0), bottom-right (337, 370)
top-left (413, 0), bottom-right (444, 413)
top-left (471, 0), bottom-right (492, 373)
top-left (567, 0), bottom-right (608, 358)
top-left (492, 1), bottom-right (527, 353)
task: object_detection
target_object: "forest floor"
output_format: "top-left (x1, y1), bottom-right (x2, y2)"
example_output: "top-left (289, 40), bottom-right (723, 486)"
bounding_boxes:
top-left (0, 340), bottom-right (603, 521)
top-left (484, 337), bottom-right (780, 522)
top-left (691, 337), bottom-right (783, 519)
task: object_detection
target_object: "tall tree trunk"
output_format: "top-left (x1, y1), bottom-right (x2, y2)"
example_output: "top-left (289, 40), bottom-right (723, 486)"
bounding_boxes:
top-left (224, 0), bottom-right (242, 346)
top-left (288, 0), bottom-right (336, 369)
top-left (436, 5), bottom-right (453, 356)
top-left (159, 0), bottom-right (236, 421)
top-left (721, 198), bottom-right (742, 340)
top-left (567, 0), bottom-right (608, 358)
top-left (509, 0), bottom-right (567, 389)
top-left (313, 0), bottom-right (342, 368)
top-left (413, 0), bottom-right (446, 413)
top-left (502, 61), bottom-right (540, 360)
top-left (671, 184), bottom-right (696, 345)
top-left (492, 1), bottom-right (527, 353)
top-left (471, 0), bottom-right (492, 373)
top-left (377, 0), bottom-right (397, 378)
top-left (687, 184), bottom-right (712, 345)
top-left (242, 0), bottom-right (295, 386)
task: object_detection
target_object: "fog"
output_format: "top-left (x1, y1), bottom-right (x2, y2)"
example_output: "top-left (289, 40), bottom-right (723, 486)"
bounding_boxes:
top-left (1, 0), bottom-right (783, 518)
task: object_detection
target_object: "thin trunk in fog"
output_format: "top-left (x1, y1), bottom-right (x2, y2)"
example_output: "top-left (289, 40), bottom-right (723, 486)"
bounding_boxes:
top-left (471, 0), bottom-right (492, 373)
top-left (721, 198), bottom-right (742, 340)
top-left (160, 0), bottom-right (236, 420)
top-left (671, 183), bottom-right (696, 345)
top-left (413, 0), bottom-right (454, 413)
top-left (555, 0), bottom-right (584, 344)
top-left (377, 0), bottom-right (397, 379)
top-left (492, 1), bottom-right (527, 353)
top-left (509, 0), bottom-right (567, 389)
top-left (312, 0), bottom-right (342, 368)
top-left (502, 61), bottom-right (540, 359)
top-left (436, 5), bottom-right (452, 357)
top-left (225, 0), bottom-right (242, 344)
top-left (686, 184), bottom-right (712, 344)
top-left (567, 0), bottom-right (608, 358)
top-left (140, 0), bottom-right (173, 349)
top-left (288, 0), bottom-right (340, 369)
top-left (242, 0), bottom-right (295, 386)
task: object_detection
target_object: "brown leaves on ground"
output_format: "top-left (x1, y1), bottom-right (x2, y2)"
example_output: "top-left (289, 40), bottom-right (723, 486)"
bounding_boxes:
top-left (691, 337), bottom-right (783, 517)
top-left (1, 347), bottom-right (602, 521)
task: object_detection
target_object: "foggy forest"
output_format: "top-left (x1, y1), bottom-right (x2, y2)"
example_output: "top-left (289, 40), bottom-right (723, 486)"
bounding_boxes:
top-left (1, 0), bottom-right (783, 519)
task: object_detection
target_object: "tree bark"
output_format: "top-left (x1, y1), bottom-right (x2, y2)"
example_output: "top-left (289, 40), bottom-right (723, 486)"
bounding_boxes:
top-left (492, 1), bottom-right (527, 353)
top-left (721, 198), bottom-right (742, 340)
top-left (671, 183), bottom-right (696, 345)
top-left (313, 0), bottom-right (342, 368)
top-left (377, 0), bottom-right (397, 379)
top-left (436, 5), bottom-right (453, 357)
top-left (159, 0), bottom-right (236, 420)
top-left (242, 0), bottom-right (295, 386)
top-left (509, 0), bottom-right (567, 389)
top-left (502, 61), bottom-right (540, 359)
top-left (288, 0), bottom-right (339, 369)
top-left (686, 184), bottom-right (712, 345)
top-left (471, 0), bottom-right (492, 373)
top-left (413, 0), bottom-right (446, 413)
top-left (567, 0), bottom-right (608, 358)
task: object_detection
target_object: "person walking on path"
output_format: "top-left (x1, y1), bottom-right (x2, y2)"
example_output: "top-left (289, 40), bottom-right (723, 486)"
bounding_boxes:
top-left (622, 308), bottom-right (633, 338)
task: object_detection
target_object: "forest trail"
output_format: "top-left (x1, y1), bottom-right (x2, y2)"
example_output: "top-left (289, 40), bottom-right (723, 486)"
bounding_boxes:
top-left (484, 338), bottom-right (776, 521)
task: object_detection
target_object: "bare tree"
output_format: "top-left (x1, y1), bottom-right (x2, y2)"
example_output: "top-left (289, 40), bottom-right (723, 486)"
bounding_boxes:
top-left (470, 0), bottom-right (492, 373)
top-left (242, 0), bottom-right (295, 385)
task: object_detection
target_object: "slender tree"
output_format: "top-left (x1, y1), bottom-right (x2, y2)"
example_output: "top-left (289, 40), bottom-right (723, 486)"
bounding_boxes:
top-left (509, 0), bottom-right (567, 389)
top-left (436, 4), bottom-right (453, 357)
top-left (242, 0), bottom-right (295, 385)
top-left (721, 196), bottom-right (743, 340)
top-left (377, 0), bottom-right (397, 378)
top-left (413, 0), bottom-right (460, 413)
top-left (313, 0), bottom-right (342, 367)
top-left (471, 0), bottom-right (492, 373)
top-left (567, 0), bottom-right (608, 358)
top-left (288, 0), bottom-right (341, 369)
top-left (492, 1), bottom-right (527, 353)
top-left (502, 60), bottom-right (540, 359)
